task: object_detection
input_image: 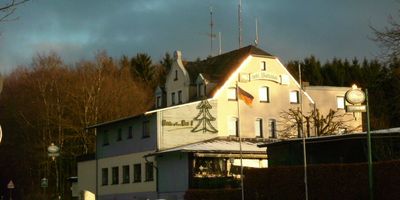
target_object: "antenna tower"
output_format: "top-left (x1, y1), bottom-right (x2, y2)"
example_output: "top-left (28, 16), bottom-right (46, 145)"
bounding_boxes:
top-left (238, 0), bottom-right (242, 48)
top-left (255, 18), bottom-right (259, 46)
top-left (219, 32), bottom-right (222, 55)
top-left (209, 6), bottom-right (216, 56)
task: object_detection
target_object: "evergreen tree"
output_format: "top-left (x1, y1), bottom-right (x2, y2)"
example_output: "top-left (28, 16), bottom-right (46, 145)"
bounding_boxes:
top-left (191, 100), bottom-right (218, 133)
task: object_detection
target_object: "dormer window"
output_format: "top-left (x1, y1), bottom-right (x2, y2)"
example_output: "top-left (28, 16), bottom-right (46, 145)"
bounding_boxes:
top-left (156, 95), bottom-right (162, 108)
top-left (260, 61), bottom-right (267, 71)
top-left (174, 70), bottom-right (178, 81)
top-left (198, 83), bottom-right (204, 97)
top-left (178, 90), bottom-right (182, 104)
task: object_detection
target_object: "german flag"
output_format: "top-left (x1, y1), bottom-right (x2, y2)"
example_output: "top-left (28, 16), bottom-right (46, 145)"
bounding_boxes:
top-left (238, 86), bottom-right (254, 106)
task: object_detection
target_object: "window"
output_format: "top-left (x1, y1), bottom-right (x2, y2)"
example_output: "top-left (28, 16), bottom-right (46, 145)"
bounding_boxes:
top-left (171, 92), bottom-right (176, 105)
top-left (145, 162), bottom-right (154, 181)
top-left (178, 90), bottom-right (182, 104)
top-left (290, 90), bottom-right (299, 104)
top-left (142, 121), bottom-right (150, 138)
top-left (102, 130), bottom-right (109, 146)
top-left (260, 61), bottom-right (267, 71)
top-left (133, 164), bottom-right (142, 182)
top-left (156, 95), bottom-right (162, 108)
top-left (337, 96), bottom-right (345, 109)
top-left (174, 70), bottom-right (178, 81)
top-left (198, 83), bottom-right (204, 97)
top-left (338, 128), bottom-right (347, 134)
top-left (122, 165), bottom-right (130, 184)
top-left (117, 128), bottom-right (122, 141)
top-left (259, 86), bottom-right (269, 102)
top-left (102, 168), bottom-right (108, 186)
top-left (128, 126), bottom-right (133, 139)
top-left (255, 118), bottom-right (263, 137)
top-left (112, 167), bottom-right (119, 185)
top-left (228, 117), bottom-right (239, 136)
top-left (228, 87), bottom-right (237, 101)
top-left (269, 119), bottom-right (277, 138)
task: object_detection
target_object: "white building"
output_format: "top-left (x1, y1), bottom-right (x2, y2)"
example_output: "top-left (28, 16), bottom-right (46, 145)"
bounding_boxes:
top-left (78, 45), bottom-right (362, 200)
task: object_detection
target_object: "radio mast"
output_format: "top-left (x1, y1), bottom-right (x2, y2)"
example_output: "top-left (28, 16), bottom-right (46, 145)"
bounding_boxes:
top-left (238, 0), bottom-right (242, 48)
top-left (255, 17), bottom-right (259, 46)
top-left (209, 6), bottom-right (216, 56)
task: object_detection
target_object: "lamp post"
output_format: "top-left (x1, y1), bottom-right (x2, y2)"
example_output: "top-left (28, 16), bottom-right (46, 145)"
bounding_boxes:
top-left (47, 143), bottom-right (60, 200)
top-left (345, 85), bottom-right (372, 200)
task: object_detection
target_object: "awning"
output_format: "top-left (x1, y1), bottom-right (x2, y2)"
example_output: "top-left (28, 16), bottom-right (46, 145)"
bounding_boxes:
top-left (145, 137), bottom-right (268, 158)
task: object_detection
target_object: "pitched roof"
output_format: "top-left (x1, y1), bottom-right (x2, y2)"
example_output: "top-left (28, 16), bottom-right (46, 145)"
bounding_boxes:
top-left (184, 45), bottom-right (274, 96)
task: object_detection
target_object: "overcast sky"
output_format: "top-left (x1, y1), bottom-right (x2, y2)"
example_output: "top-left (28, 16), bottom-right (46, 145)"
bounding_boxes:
top-left (0, 0), bottom-right (397, 73)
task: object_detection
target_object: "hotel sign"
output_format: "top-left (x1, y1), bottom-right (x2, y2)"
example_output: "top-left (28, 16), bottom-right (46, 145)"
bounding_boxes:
top-left (160, 99), bottom-right (218, 149)
top-left (250, 71), bottom-right (280, 83)
top-left (239, 72), bottom-right (289, 85)
top-left (346, 105), bottom-right (366, 112)
top-left (345, 85), bottom-right (366, 113)
top-left (162, 120), bottom-right (193, 127)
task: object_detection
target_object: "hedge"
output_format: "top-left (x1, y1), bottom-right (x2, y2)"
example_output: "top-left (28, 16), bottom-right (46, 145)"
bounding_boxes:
top-left (184, 160), bottom-right (400, 200)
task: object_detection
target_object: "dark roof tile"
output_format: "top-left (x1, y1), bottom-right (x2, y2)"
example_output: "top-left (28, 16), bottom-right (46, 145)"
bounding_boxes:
top-left (184, 45), bottom-right (273, 96)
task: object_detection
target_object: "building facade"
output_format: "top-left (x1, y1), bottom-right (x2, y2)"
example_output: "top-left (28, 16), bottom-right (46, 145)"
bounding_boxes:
top-left (79, 45), bottom-right (362, 200)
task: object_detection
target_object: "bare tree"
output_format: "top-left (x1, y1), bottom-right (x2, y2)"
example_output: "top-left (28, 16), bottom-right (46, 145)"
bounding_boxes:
top-left (371, 11), bottom-right (400, 60)
top-left (0, 0), bottom-right (29, 22)
top-left (279, 108), bottom-right (360, 138)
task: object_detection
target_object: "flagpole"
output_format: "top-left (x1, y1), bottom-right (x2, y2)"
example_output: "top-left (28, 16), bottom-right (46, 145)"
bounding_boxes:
top-left (236, 81), bottom-right (245, 200)
top-left (299, 63), bottom-right (309, 200)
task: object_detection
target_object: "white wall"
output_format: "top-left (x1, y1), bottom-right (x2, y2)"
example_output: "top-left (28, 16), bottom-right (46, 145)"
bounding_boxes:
top-left (98, 151), bottom-right (156, 196)
top-left (78, 160), bottom-right (96, 196)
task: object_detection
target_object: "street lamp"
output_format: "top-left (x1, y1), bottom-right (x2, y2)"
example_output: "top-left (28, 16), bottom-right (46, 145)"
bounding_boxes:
top-left (47, 143), bottom-right (60, 200)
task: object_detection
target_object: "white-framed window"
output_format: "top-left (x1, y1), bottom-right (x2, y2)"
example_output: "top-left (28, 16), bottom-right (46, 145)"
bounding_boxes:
top-left (280, 75), bottom-right (290, 85)
top-left (338, 128), bottom-right (347, 134)
top-left (337, 96), bottom-right (345, 109)
top-left (255, 118), bottom-right (263, 137)
top-left (171, 92), bottom-right (175, 105)
top-left (228, 87), bottom-right (237, 100)
top-left (260, 61), bottom-right (267, 71)
top-left (259, 86), bottom-right (269, 102)
top-left (228, 117), bottom-right (238, 136)
top-left (290, 90), bottom-right (299, 104)
top-left (269, 119), bottom-right (277, 138)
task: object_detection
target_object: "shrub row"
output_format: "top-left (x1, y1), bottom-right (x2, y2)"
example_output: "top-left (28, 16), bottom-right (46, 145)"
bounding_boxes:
top-left (245, 160), bottom-right (400, 200)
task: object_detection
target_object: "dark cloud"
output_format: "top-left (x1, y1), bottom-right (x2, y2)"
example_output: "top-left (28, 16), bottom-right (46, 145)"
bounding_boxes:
top-left (0, 0), bottom-right (397, 73)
